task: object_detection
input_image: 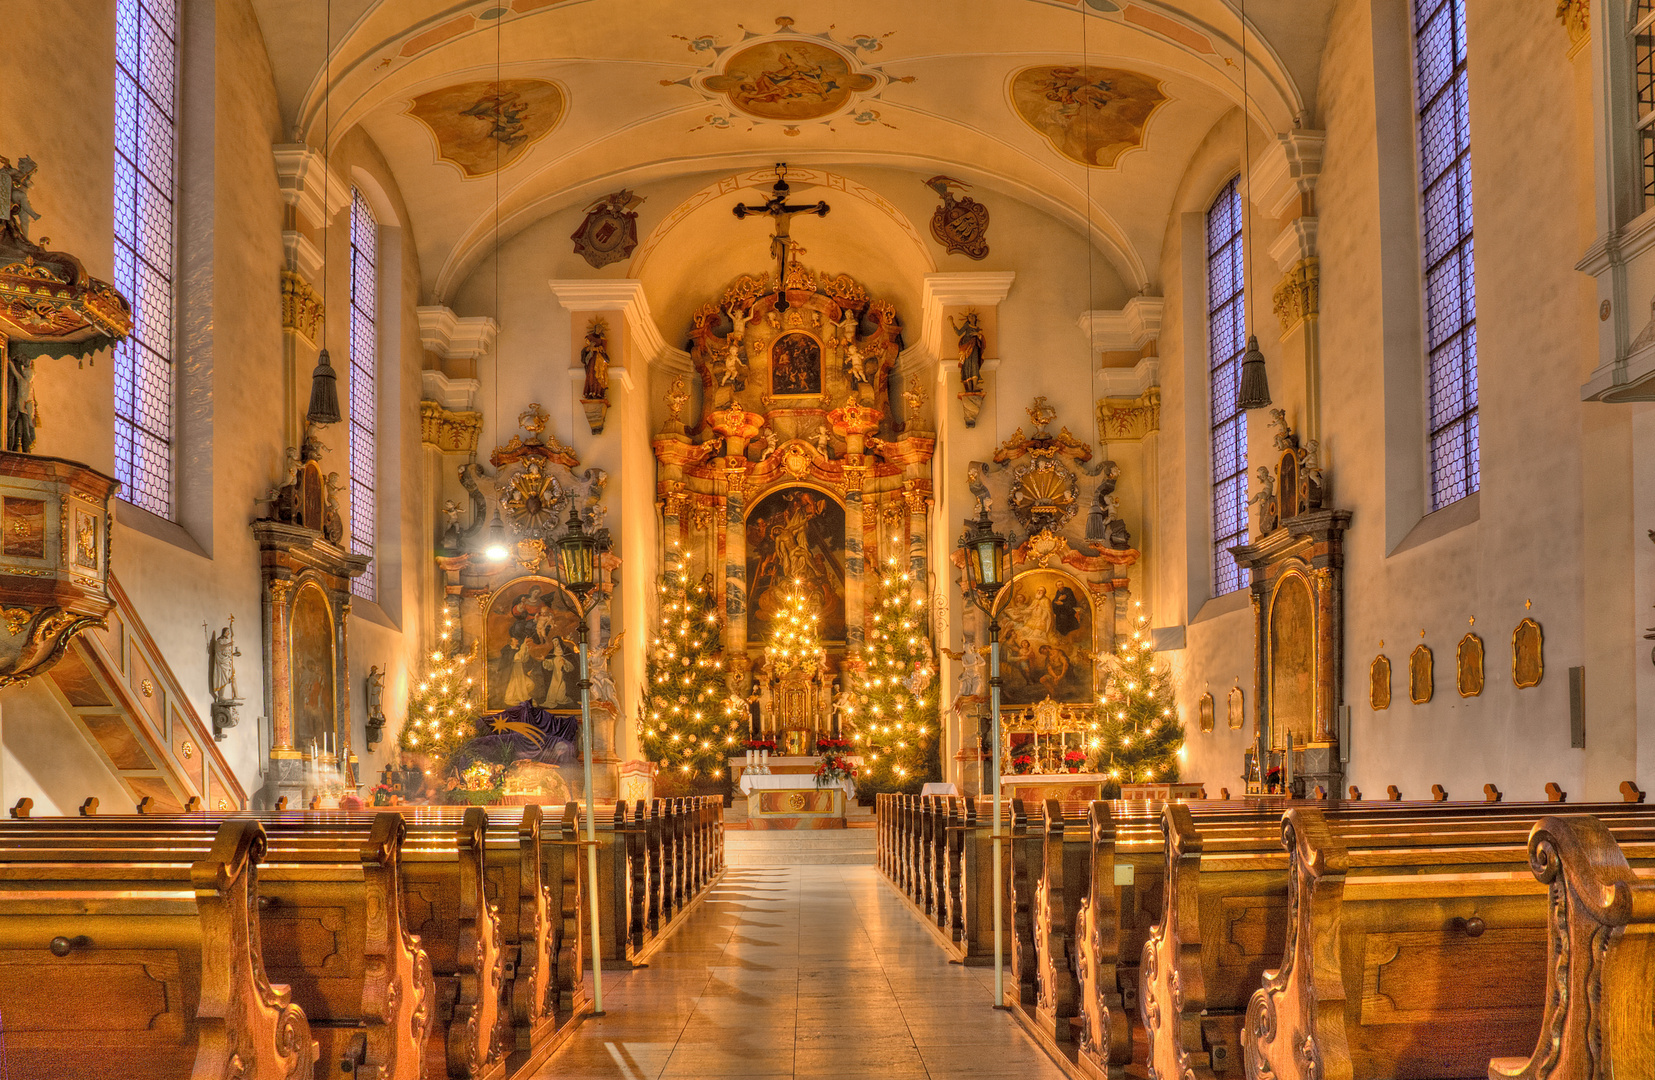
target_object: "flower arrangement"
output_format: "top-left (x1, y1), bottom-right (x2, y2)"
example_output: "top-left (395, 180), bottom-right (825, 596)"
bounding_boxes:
top-left (815, 754), bottom-right (858, 788)
top-left (746, 738), bottom-right (777, 753)
top-left (814, 737), bottom-right (853, 755)
top-left (1012, 754), bottom-right (1035, 775)
top-left (1063, 750), bottom-right (1086, 773)
top-left (370, 783), bottom-right (395, 807)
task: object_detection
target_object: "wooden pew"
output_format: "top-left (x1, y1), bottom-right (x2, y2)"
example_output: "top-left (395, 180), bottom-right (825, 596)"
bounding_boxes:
top-left (1489, 814), bottom-right (1655, 1080)
top-left (0, 818), bottom-right (317, 1080)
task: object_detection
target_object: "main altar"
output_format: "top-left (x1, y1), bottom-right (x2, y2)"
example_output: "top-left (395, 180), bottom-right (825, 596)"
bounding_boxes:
top-left (651, 256), bottom-right (935, 748)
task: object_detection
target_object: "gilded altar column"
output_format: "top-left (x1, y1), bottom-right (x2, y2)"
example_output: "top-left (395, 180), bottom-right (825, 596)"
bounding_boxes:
top-left (843, 464), bottom-right (866, 654)
top-left (268, 578), bottom-right (296, 755)
top-left (904, 483), bottom-right (930, 601)
top-left (723, 460), bottom-right (748, 657)
top-left (1312, 564), bottom-right (1337, 744)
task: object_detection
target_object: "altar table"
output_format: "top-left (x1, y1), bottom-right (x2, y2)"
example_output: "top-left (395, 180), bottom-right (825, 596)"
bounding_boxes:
top-left (738, 773), bottom-right (851, 830)
top-left (998, 773), bottom-right (1108, 805)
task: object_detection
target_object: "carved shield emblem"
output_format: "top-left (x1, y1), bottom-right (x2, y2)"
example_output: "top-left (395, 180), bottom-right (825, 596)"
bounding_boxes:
top-left (570, 191), bottom-right (643, 269)
top-left (925, 175), bottom-right (990, 260)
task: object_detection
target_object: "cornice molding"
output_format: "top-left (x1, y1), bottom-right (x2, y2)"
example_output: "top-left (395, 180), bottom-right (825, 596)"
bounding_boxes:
top-left (1078, 297), bottom-right (1164, 353)
top-left (272, 143), bottom-right (350, 231)
top-left (547, 278), bottom-right (690, 371)
top-left (919, 271), bottom-right (1016, 359)
top-left (1253, 130), bottom-right (1326, 220)
top-left (417, 305), bottom-right (498, 362)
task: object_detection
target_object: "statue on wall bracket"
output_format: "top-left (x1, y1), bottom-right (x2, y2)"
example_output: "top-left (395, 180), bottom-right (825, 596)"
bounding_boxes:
top-left (207, 617), bottom-right (243, 741)
top-left (579, 316), bottom-right (611, 434)
top-left (953, 309), bottom-right (987, 426)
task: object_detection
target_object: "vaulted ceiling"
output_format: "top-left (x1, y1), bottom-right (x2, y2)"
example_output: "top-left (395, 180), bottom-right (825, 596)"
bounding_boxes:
top-left (250, 0), bottom-right (1336, 306)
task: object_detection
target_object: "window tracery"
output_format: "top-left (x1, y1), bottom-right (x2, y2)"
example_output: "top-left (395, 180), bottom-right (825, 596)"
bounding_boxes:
top-left (1206, 176), bottom-right (1248, 596)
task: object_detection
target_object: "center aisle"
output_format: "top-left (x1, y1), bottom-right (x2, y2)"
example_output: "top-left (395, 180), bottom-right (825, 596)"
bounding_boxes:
top-left (531, 865), bottom-right (1067, 1080)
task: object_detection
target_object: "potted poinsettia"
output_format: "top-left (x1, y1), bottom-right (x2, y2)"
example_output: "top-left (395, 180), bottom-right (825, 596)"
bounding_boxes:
top-left (1012, 753), bottom-right (1035, 775)
top-left (1063, 750), bottom-right (1086, 774)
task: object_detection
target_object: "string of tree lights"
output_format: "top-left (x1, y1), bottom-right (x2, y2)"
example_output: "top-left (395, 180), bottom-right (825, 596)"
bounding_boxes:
top-left (851, 556), bottom-right (940, 793)
top-left (1090, 603), bottom-right (1184, 794)
top-left (764, 577), bottom-right (826, 680)
top-left (398, 609), bottom-right (481, 765)
top-left (638, 543), bottom-right (739, 779)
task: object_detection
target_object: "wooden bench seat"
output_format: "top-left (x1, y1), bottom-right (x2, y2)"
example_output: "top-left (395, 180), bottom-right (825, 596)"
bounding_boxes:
top-left (0, 818), bottom-right (317, 1080)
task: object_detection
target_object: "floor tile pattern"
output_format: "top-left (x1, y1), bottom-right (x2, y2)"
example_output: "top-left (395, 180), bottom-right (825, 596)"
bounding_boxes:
top-left (532, 866), bottom-right (1066, 1079)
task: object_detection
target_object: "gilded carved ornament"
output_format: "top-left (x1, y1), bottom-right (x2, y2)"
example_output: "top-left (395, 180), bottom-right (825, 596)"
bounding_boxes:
top-left (418, 400), bottom-right (483, 454)
top-left (1272, 257), bottom-right (1319, 336)
top-left (280, 270), bottom-right (322, 344)
top-left (1556, 0), bottom-right (1588, 50)
top-left (1095, 387), bottom-right (1161, 442)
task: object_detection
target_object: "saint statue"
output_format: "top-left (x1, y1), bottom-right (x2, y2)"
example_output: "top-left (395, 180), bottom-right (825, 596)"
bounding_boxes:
top-left (7, 355), bottom-right (37, 454)
top-left (365, 665), bottom-right (386, 723)
top-left (580, 318), bottom-right (610, 400)
top-left (209, 621), bottom-right (241, 703)
top-left (0, 156), bottom-right (40, 241)
top-left (951, 310), bottom-right (986, 392)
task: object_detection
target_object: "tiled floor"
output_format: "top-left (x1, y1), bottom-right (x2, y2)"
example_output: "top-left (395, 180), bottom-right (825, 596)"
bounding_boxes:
top-left (532, 866), bottom-right (1067, 1079)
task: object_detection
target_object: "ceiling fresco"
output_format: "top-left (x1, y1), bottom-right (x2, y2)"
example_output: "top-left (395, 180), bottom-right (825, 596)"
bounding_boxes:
top-left (406, 78), bottom-right (565, 177)
top-left (1010, 65), bottom-right (1169, 169)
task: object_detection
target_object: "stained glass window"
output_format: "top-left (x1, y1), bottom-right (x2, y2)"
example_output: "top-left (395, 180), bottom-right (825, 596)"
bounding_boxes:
top-left (348, 190), bottom-right (377, 599)
top-left (1415, 0), bottom-right (1479, 509)
top-left (1635, 1), bottom-right (1655, 209)
top-left (1207, 177), bottom-right (1249, 596)
top-left (112, 0), bottom-right (177, 518)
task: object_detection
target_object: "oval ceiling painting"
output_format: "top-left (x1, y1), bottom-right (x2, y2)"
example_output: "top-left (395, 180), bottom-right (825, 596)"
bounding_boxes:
top-left (1011, 65), bottom-right (1168, 168)
top-left (702, 41), bottom-right (876, 122)
top-left (407, 79), bottom-right (565, 178)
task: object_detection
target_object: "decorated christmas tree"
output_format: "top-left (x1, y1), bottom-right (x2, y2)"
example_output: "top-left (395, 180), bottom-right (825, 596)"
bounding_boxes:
top-left (764, 580), bottom-right (826, 683)
top-left (638, 543), bottom-right (739, 780)
top-left (1091, 602), bottom-right (1183, 795)
top-left (399, 608), bottom-right (481, 766)
top-left (850, 557), bottom-right (940, 793)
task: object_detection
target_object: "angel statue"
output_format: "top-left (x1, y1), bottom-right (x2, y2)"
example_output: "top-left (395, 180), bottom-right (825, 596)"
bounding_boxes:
top-left (718, 340), bottom-right (747, 387)
top-left (966, 463), bottom-right (993, 517)
top-left (726, 303), bottom-right (753, 342)
top-left (0, 156), bottom-right (40, 241)
top-left (940, 643), bottom-right (986, 700)
top-left (836, 309), bottom-right (859, 347)
top-left (809, 425), bottom-right (835, 458)
top-left (843, 342), bottom-right (870, 385)
top-left (832, 685), bottom-right (862, 734)
top-left (589, 636), bottom-right (622, 706)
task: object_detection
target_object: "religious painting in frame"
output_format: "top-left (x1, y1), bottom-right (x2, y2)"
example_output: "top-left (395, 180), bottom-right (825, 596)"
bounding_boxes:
top-left (290, 581), bottom-right (336, 756)
top-left (992, 568), bottom-right (1094, 706)
top-left (1370, 654), bottom-right (1391, 711)
top-left (1198, 692), bottom-right (1214, 734)
top-left (768, 332), bottom-right (823, 397)
top-left (1409, 644), bottom-right (1434, 705)
top-left (1227, 686), bottom-right (1245, 730)
top-left (1457, 633), bottom-right (1485, 698)
top-left (1513, 617), bottom-right (1543, 689)
top-left (1267, 572), bottom-right (1315, 750)
top-left (483, 576), bottom-right (585, 712)
top-left (745, 487), bottom-right (846, 644)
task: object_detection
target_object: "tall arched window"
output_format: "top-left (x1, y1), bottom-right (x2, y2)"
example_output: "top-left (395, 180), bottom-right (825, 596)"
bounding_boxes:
top-left (1206, 176), bottom-right (1249, 596)
top-left (348, 189), bottom-right (378, 599)
top-left (1414, 0), bottom-right (1479, 509)
top-left (1635, 1), bottom-right (1655, 211)
top-left (112, 0), bottom-right (178, 518)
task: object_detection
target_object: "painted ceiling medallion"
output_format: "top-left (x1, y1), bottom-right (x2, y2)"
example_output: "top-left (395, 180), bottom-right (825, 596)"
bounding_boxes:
top-left (407, 78), bottom-right (564, 178)
top-left (1010, 64), bottom-right (1168, 168)
top-left (664, 18), bottom-right (911, 133)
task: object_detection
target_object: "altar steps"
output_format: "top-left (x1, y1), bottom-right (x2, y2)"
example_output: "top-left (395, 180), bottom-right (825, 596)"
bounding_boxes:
top-left (723, 828), bottom-right (877, 867)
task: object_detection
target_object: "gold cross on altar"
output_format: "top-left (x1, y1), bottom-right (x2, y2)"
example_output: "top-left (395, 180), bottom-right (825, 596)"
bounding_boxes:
top-left (732, 162), bottom-right (829, 312)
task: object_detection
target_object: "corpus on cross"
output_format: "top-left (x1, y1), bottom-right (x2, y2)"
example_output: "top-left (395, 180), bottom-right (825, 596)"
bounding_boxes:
top-left (732, 162), bottom-right (829, 311)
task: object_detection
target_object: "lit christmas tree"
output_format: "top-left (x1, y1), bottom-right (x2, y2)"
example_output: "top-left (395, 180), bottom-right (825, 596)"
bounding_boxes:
top-left (1091, 602), bottom-right (1183, 795)
top-left (399, 609), bottom-right (480, 766)
top-left (637, 544), bottom-right (739, 780)
top-left (764, 578), bottom-right (826, 683)
top-left (851, 557), bottom-right (940, 793)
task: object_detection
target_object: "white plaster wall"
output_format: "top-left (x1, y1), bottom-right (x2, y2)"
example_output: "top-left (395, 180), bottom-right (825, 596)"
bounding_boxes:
top-left (0, 0), bottom-right (428, 806)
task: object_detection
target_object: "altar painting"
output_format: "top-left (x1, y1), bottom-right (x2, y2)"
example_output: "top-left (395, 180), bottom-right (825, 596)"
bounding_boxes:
top-left (746, 487), bottom-right (846, 644)
top-left (993, 570), bottom-right (1093, 705)
top-left (484, 576), bottom-right (584, 711)
top-left (769, 332), bottom-right (823, 396)
top-left (1268, 573), bottom-right (1315, 749)
top-left (291, 582), bottom-right (335, 754)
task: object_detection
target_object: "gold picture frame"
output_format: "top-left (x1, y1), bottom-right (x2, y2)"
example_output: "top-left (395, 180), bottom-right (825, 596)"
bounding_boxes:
top-left (1457, 633), bottom-right (1485, 697)
top-left (1513, 617), bottom-right (1543, 689)
top-left (1409, 644), bottom-right (1434, 705)
top-left (1198, 692), bottom-right (1215, 733)
top-left (1370, 654), bottom-right (1391, 710)
top-left (1227, 686), bottom-right (1245, 730)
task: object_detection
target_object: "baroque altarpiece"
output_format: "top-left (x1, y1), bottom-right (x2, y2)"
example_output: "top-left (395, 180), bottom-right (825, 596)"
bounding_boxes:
top-left (653, 264), bottom-right (932, 749)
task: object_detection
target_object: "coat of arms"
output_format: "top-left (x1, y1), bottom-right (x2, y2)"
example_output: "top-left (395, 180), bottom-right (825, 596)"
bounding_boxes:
top-left (570, 190), bottom-right (645, 269)
top-left (924, 175), bottom-right (989, 260)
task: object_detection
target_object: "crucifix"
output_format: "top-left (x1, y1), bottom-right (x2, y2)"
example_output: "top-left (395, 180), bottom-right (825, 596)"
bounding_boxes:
top-left (733, 162), bottom-right (829, 311)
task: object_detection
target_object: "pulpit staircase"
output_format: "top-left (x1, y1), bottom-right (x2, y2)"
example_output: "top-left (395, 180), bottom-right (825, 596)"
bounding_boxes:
top-left (30, 574), bottom-right (245, 813)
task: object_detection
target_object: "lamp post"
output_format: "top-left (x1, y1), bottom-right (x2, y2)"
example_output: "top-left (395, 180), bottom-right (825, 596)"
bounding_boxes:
top-left (958, 507), bottom-right (1013, 1009)
top-left (556, 500), bottom-right (608, 1015)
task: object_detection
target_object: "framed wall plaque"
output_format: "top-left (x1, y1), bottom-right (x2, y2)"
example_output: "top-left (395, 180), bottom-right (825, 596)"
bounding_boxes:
top-left (1370, 654), bottom-right (1391, 710)
top-left (1227, 686), bottom-right (1245, 730)
top-left (1409, 644), bottom-right (1434, 705)
top-left (1513, 617), bottom-right (1543, 689)
top-left (1198, 692), bottom-right (1215, 733)
top-left (1457, 633), bottom-right (1484, 697)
